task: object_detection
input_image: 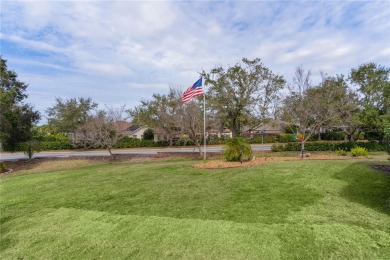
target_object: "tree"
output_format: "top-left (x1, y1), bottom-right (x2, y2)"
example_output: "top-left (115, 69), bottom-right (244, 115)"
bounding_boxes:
top-left (282, 67), bottom-right (351, 156)
top-left (201, 58), bottom-right (285, 137)
top-left (46, 97), bottom-right (98, 133)
top-left (223, 137), bottom-right (252, 162)
top-left (338, 94), bottom-right (362, 141)
top-left (350, 63), bottom-right (390, 132)
top-left (74, 106), bottom-right (126, 157)
top-left (142, 128), bottom-right (154, 140)
top-left (129, 87), bottom-right (215, 153)
top-left (129, 88), bottom-right (183, 146)
top-left (384, 126), bottom-right (390, 159)
top-left (0, 57), bottom-right (40, 151)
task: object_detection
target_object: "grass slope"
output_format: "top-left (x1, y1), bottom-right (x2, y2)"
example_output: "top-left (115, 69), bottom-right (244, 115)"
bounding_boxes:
top-left (1, 159), bottom-right (390, 259)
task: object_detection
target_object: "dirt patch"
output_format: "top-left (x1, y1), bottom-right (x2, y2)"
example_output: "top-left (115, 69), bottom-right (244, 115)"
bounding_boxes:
top-left (371, 165), bottom-right (390, 174)
top-left (195, 155), bottom-right (351, 169)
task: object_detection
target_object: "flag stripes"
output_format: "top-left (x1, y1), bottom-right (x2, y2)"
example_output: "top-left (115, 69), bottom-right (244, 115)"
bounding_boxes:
top-left (182, 78), bottom-right (204, 103)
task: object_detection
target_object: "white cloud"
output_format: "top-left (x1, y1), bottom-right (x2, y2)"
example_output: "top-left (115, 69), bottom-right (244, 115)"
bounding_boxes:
top-left (1, 0), bottom-right (389, 124)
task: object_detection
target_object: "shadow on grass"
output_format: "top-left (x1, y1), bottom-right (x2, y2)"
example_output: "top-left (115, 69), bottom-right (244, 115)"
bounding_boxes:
top-left (334, 161), bottom-right (390, 215)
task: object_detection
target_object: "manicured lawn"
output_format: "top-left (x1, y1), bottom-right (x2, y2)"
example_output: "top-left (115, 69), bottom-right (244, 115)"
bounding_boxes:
top-left (1, 159), bottom-right (390, 259)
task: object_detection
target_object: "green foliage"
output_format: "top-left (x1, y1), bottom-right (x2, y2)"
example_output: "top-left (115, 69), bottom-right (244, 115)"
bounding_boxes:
top-left (271, 144), bottom-right (285, 152)
top-left (365, 130), bottom-right (384, 142)
top-left (382, 126), bottom-right (390, 155)
top-left (284, 124), bottom-right (299, 134)
top-left (40, 141), bottom-right (73, 150)
top-left (273, 141), bottom-right (385, 152)
top-left (208, 136), bottom-right (227, 145)
top-left (223, 137), bottom-right (252, 161)
top-left (353, 131), bottom-right (364, 140)
top-left (202, 58), bottom-right (285, 137)
top-left (46, 97), bottom-right (97, 132)
top-left (0, 57), bottom-right (41, 151)
top-left (320, 131), bottom-right (346, 140)
top-left (278, 133), bottom-right (293, 143)
top-left (249, 136), bottom-right (277, 144)
top-left (351, 147), bottom-right (369, 157)
top-left (0, 162), bottom-right (7, 173)
top-left (113, 136), bottom-right (157, 148)
top-left (142, 128), bottom-right (154, 140)
top-left (32, 125), bottom-right (69, 142)
top-left (335, 149), bottom-right (347, 156)
top-left (350, 63), bottom-right (390, 129)
top-left (21, 140), bottom-right (41, 160)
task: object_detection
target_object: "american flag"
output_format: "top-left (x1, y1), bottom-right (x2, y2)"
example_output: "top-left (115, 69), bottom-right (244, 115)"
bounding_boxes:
top-left (182, 78), bottom-right (204, 103)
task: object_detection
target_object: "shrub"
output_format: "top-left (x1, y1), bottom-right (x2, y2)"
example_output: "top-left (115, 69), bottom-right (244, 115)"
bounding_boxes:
top-left (142, 128), bottom-right (154, 140)
top-left (249, 136), bottom-right (276, 144)
top-left (223, 137), bottom-right (252, 162)
top-left (0, 162), bottom-right (7, 173)
top-left (321, 132), bottom-right (346, 141)
top-left (353, 131), bottom-right (364, 140)
top-left (208, 137), bottom-right (226, 145)
top-left (22, 140), bottom-right (41, 160)
top-left (41, 141), bottom-right (73, 150)
top-left (272, 141), bottom-right (385, 152)
top-left (335, 149), bottom-right (347, 156)
top-left (278, 134), bottom-right (293, 143)
top-left (271, 144), bottom-right (285, 152)
top-left (365, 131), bottom-right (384, 142)
top-left (351, 146), bottom-right (369, 157)
top-left (114, 137), bottom-right (157, 148)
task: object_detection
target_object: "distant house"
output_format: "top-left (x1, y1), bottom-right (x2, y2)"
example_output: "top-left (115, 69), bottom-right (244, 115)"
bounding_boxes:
top-left (153, 127), bottom-right (182, 142)
top-left (116, 121), bottom-right (132, 132)
top-left (242, 120), bottom-right (287, 138)
top-left (153, 127), bottom-right (233, 142)
top-left (208, 127), bottom-right (233, 139)
top-left (123, 125), bottom-right (149, 139)
top-left (116, 121), bottom-right (149, 139)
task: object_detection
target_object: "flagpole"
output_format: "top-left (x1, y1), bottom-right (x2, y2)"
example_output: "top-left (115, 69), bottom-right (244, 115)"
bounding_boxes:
top-left (203, 90), bottom-right (206, 160)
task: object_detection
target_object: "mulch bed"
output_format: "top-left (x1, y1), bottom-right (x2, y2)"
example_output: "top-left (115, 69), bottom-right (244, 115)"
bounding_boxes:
top-left (195, 155), bottom-right (351, 169)
top-left (371, 165), bottom-right (390, 174)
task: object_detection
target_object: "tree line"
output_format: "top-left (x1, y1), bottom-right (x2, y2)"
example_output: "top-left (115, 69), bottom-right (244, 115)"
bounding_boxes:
top-left (1, 56), bottom-right (389, 155)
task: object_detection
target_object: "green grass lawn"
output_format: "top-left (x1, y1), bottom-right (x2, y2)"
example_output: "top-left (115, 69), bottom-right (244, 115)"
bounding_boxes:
top-left (1, 159), bottom-right (390, 259)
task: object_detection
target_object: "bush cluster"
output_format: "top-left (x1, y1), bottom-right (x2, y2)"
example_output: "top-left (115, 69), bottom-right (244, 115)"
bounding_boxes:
top-left (351, 147), bottom-right (369, 157)
top-left (41, 141), bottom-right (73, 150)
top-left (113, 136), bottom-right (161, 148)
top-left (272, 141), bottom-right (385, 152)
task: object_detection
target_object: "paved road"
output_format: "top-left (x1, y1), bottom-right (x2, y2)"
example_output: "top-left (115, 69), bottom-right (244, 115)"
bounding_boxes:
top-left (0, 144), bottom-right (272, 161)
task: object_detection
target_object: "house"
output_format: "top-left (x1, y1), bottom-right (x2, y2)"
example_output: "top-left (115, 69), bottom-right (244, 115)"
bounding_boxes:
top-left (116, 121), bottom-right (149, 139)
top-left (242, 120), bottom-right (287, 138)
top-left (153, 127), bottom-right (233, 142)
top-left (123, 125), bottom-right (149, 139)
top-left (208, 127), bottom-right (233, 139)
top-left (153, 127), bottom-right (183, 142)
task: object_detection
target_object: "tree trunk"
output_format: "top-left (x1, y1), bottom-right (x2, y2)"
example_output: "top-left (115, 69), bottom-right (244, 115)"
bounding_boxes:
top-left (108, 148), bottom-right (114, 158)
top-left (195, 139), bottom-right (202, 156)
top-left (300, 141), bottom-right (305, 157)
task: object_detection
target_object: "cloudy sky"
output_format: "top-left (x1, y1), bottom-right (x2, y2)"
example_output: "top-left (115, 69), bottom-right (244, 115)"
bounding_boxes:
top-left (1, 0), bottom-right (389, 123)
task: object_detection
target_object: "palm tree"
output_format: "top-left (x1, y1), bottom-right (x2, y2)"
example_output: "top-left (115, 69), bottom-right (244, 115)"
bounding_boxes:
top-left (223, 137), bottom-right (252, 162)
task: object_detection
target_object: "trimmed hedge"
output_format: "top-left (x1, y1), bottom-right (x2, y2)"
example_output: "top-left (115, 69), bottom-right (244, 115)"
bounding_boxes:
top-left (272, 141), bottom-right (385, 152)
top-left (277, 134), bottom-right (293, 143)
top-left (113, 137), bottom-right (161, 148)
top-left (41, 141), bottom-right (73, 150)
top-left (249, 136), bottom-right (277, 144)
